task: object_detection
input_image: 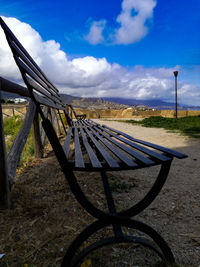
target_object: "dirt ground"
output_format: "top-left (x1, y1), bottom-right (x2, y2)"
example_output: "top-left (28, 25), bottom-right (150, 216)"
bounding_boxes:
top-left (0, 120), bottom-right (200, 267)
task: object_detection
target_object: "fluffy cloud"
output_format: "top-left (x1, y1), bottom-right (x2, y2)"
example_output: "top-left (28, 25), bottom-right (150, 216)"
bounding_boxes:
top-left (0, 16), bottom-right (199, 106)
top-left (85, 0), bottom-right (157, 45)
top-left (115, 0), bottom-right (157, 44)
top-left (84, 20), bottom-right (106, 45)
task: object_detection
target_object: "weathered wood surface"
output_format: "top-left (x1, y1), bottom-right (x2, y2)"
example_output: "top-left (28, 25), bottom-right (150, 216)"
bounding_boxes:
top-left (0, 77), bottom-right (63, 109)
top-left (0, 76), bottom-right (29, 97)
top-left (40, 106), bottom-right (49, 147)
top-left (33, 111), bottom-right (43, 158)
top-left (52, 109), bottom-right (61, 135)
top-left (0, 91), bottom-right (10, 209)
top-left (7, 100), bottom-right (36, 187)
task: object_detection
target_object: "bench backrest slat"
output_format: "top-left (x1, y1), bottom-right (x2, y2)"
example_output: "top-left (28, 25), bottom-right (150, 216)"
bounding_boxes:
top-left (8, 37), bottom-right (58, 94)
top-left (24, 75), bottom-right (63, 105)
top-left (0, 18), bottom-right (58, 91)
top-left (0, 17), bottom-right (65, 110)
top-left (33, 93), bottom-right (64, 110)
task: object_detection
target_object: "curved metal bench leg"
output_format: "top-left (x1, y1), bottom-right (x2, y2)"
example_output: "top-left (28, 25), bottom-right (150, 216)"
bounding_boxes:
top-left (61, 161), bottom-right (172, 222)
top-left (61, 218), bottom-right (175, 267)
top-left (60, 161), bottom-right (174, 266)
top-left (120, 160), bottom-right (172, 217)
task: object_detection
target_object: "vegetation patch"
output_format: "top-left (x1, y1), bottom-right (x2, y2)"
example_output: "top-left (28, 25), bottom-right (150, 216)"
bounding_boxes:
top-left (4, 115), bottom-right (35, 167)
top-left (116, 116), bottom-right (200, 138)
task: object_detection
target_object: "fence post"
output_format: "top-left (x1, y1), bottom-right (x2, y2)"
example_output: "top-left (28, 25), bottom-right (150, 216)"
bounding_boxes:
top-left (12, 106), bottom-right (15, 116)
top-left (0, 90), bottom-right (10, 209)
top-left (33, 110), bottom-right (43, 158)
top-left (54, 110), bottom-right (61, 135)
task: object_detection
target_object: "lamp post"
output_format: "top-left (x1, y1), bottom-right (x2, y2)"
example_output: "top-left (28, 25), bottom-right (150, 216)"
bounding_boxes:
top-left (173, 71), bottom-right (178, 119)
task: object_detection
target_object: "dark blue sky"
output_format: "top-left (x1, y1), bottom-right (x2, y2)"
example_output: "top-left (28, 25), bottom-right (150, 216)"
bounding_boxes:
top-left (0, 0), bottom-right (200, 105)
top-left (1, 0), bottom-right (199, 67)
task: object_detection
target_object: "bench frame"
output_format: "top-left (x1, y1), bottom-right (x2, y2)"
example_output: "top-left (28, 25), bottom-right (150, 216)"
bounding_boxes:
top-left (0, 17), bottom-right (187, 266)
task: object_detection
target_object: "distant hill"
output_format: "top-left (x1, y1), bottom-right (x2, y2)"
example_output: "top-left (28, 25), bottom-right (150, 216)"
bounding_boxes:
top-left (61, 94), bottom-right (200, 110)
top-left (103, 97), bottom-right (200, 110)
top-left (102, 97), bottom-right (175, 109)
top-left (1, 91), bottom-right (199, 110)
top-left (60, 94), bottom-right (128, 109)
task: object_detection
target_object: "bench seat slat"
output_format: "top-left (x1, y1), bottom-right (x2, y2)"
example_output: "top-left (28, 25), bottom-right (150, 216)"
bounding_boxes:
top-left (102, 125), bottom-right (187, 159)
top-left (79, 128), bottom-right (102, 168)
top-left (89, 128), bottom-right (137, 168)
top-left (93, 126), bottom-right (154, 166)
top-left (63, 127), bottom-right (72, 158)
top-left (84, 128), bottom-right (119, 168)
top-left (83, 120), bottom-right (96, 127)
top-left (98, 126), bottom-right (171, 162)
top-left (74, 127), bottom-right (85, 168)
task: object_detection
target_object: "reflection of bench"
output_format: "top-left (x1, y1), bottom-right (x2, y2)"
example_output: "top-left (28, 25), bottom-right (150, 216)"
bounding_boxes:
top-left (0, 17), bottom-right (187, 266)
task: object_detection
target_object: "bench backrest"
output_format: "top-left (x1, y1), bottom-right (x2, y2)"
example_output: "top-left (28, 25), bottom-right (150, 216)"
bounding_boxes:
top-left (0, 17), bottom-right (76, 169)
top-left (0, 17), bottom-right (66, 112)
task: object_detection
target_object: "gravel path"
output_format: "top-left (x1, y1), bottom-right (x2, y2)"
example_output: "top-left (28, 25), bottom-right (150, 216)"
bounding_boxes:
top-left (1, 119), bottom-right (199, 266)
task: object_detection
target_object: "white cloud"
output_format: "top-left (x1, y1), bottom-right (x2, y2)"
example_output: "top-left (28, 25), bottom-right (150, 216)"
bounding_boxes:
top-left (0, 16), bottom-right (199, 106)
top-left (85, 0), bottom-right (157, 45)
top-left (72, 56), bottom-right (111, 77)
top-left (84, 20), bottom-right (106, 45)
top-left (114, 0), bottom-right (157, 44)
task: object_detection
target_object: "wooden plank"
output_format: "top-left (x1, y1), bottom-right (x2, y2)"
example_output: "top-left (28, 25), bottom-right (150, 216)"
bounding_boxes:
top-left (7, 100), bottom-right (36, 187)
top-left (63, 127), bottom-right (72, 158)
top-left (84, 127), bottom-right (119, 168)
top-left (33, 111), bottom-right (43, 158)
top-left (57, 110), bottom-right (67, 135)
top-left (102, 125), bottom-right (187, 159)
top-left (79, 128), bottom-right (102, 168)
top-left (0, 77), bottom-right (64, 110)
top-left (0, 91), bottom-right (10, 209)
top-left (89, 127), bottom-right (137, 167)
top-left (93, 126), bottom-right (154, 166)
top-left (0, 77), bottom-right (29, 97)
top-left (99, 126), bottom-right (171, 162)
top-left (53, 110), bottom-right (61, 135)
top-left (74, 127), bottom-right (85, 168)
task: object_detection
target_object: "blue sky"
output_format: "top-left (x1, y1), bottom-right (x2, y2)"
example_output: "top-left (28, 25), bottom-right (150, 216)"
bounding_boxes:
top-left (0, 0), bottom-right (200, 105)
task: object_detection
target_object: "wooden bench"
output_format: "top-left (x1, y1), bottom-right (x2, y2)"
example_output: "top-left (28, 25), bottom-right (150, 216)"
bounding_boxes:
top-left (0, 17), bottom-right (187, 266)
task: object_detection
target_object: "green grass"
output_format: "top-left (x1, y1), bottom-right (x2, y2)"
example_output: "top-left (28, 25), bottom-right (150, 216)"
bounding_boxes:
top-left (118, 116), bottom-right (200, 138)
top-left (4, 115), bottom-right (35, 167)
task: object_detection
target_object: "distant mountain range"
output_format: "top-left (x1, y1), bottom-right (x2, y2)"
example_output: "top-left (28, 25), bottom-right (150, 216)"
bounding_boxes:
top-left (61, 94), bottom-right (200, 110)
top-left (102, 97), bottom-right (178, 110)
top-left (1, 91), bottom-right (200, 110)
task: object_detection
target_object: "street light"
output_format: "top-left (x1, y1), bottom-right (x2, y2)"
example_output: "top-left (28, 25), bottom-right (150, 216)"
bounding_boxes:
top-left (173, 71), bottom-right (178, 119)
